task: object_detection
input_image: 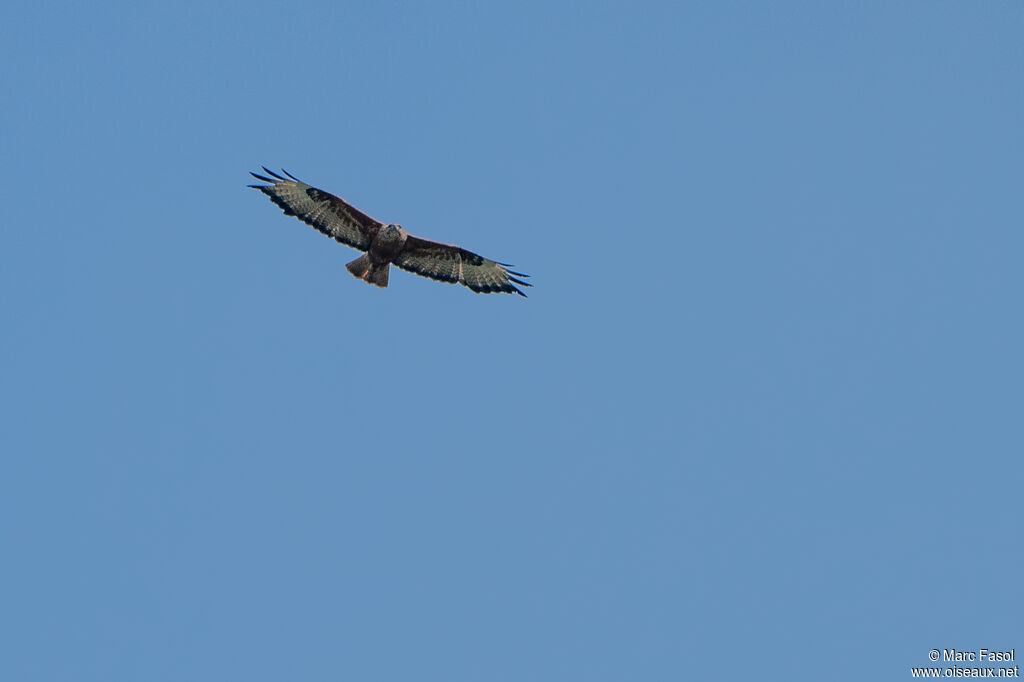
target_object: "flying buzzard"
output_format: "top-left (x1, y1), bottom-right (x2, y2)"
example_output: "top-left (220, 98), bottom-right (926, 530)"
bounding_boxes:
top-left (249, 168), bottom-right (530, 297)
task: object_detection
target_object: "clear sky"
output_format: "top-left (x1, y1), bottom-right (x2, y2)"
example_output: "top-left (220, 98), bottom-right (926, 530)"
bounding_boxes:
top-left (2, 1), bottom-right (1021, 680)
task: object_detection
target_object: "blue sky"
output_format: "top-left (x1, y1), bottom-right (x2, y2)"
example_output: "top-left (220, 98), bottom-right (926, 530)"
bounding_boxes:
top-left (2, 1), bottom-right (1021, 680)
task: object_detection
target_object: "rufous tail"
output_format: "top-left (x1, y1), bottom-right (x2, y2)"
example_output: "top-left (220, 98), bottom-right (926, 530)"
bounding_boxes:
top-left (346, 254), bottom-right (389, 288)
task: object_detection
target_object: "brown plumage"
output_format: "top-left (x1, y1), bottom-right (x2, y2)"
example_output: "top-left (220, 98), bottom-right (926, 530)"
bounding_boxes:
top-left (249, 168), bottom-right (531, 297)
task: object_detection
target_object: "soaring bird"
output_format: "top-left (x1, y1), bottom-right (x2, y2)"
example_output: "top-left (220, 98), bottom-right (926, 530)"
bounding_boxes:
top-left (249, 168), bottom-right (530, 297)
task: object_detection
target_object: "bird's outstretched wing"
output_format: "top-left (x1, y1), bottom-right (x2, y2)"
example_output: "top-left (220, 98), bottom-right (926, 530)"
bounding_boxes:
top-left (394, 235), bottom-right (531, 297)
top-left (249, 168), bottom-right (381, 251)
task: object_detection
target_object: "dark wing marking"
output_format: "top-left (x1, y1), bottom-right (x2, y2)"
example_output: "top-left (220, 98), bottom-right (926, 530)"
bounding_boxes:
top-left (249, 167), bottom-right (381, 251)
top-left (394, 235), bottom-right (531, 297)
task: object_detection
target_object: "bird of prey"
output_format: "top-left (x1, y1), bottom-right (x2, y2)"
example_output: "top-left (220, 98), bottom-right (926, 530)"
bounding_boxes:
top-left (249, 168), bottom-right (530, 297)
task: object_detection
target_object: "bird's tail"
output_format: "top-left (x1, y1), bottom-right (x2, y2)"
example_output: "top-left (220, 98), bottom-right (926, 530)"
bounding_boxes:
top-left (346, 254), bottom-right (389, 288)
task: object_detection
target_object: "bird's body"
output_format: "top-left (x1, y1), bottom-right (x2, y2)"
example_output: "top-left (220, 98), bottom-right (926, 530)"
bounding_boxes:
top-left (249, 168), bottom-right (530, 296)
